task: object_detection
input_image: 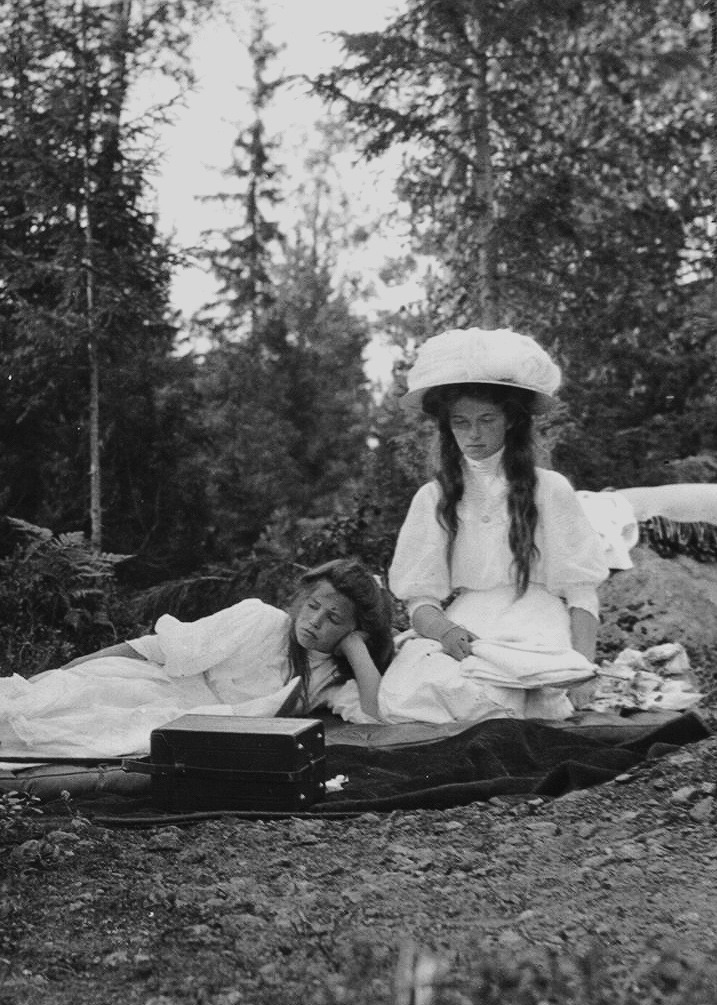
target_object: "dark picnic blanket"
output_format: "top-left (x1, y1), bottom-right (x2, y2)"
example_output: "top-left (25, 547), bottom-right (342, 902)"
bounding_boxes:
top-left (1, 711), bottom-right (709, 823)
top-left (315, 710), bottom-right (710, 813)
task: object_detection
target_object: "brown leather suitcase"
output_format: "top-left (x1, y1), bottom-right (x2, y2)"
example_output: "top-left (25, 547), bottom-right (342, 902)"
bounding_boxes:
top-left (125, 714), bottom-right (326, 812)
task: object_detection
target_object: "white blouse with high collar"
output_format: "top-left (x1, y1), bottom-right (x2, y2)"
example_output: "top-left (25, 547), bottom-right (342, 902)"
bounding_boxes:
top-left (388, 451), bottom-right (609, 619)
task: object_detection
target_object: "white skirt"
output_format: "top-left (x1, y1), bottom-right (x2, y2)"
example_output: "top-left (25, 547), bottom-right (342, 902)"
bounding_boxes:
top-left (378, 586), bottom-right (595, 725)
top-left (0, 660), bottom-right (304, 759)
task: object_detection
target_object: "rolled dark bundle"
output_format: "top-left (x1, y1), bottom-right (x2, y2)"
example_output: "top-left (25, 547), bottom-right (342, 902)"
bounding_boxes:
top-left (640, 516), bottom-right (717, 562)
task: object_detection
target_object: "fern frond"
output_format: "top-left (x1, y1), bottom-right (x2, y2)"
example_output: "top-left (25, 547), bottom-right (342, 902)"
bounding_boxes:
top-left (68, 588), bottom-right (106, 601)
top-left (4, 517), bottom-right (53, 542)
top-left (98, 551), bottom-right (133, 566)
top-left (55, 532), bottom-right (89, 548)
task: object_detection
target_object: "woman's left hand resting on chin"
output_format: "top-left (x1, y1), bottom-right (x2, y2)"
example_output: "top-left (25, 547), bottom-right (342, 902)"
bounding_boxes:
top-left (336, 630), bottom-right (381, 719)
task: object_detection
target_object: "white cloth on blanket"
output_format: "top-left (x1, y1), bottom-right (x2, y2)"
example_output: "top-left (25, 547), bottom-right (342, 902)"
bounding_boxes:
top-left (0, 600), bottom-right (354, 758)
top-left (619, 484), bottom-right (717, 524)
top-left (582, 644), bottom-right (703, 714)
top-left (576, 490), bottom-right (639, 570)
top-left (378, 586), bottom-right (595, 724)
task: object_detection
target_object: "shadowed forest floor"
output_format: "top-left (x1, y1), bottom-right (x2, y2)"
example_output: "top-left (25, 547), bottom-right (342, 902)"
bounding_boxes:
top-left (2, 719), bottom-right (717, 1005)
top-left (4, 542), bottom-right (717, 1004)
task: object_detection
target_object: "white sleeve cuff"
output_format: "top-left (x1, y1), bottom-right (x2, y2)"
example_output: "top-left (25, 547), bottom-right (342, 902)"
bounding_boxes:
top-left (407, 597), bottom-right (443, 623)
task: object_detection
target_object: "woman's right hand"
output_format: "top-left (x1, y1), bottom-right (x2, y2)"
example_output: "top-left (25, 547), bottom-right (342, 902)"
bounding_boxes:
top-left (411, 605), bottom-right (477, 661)
top-left (439, 624), bottom-right (478, 661)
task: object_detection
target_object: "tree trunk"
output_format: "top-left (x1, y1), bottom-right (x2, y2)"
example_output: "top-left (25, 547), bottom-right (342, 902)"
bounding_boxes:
top-left (82, 0), bottom-right (133, 550)
top-left (707, 0), bottom-right (711, 313)
top-left (466, 4), bottom-right (497, 328)
top-left (79, 1), bottom-right (102, 550)
top-left (96, 0), bottom-right (132, 185)
top-left (87, 259), bottom-right (101, 552)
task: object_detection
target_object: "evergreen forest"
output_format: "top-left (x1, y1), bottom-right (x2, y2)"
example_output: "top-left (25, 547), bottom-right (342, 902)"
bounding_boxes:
top-left (0, 0), bottom-right (713, 670)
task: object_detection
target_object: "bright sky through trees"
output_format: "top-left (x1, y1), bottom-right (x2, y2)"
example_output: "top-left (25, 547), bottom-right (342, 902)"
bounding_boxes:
top-left (141, 0), bottom-right (411, 383)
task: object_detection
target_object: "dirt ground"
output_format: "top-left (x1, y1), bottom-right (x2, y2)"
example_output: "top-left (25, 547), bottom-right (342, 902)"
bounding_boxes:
top-left (2, 719), bottom-right (717, 1005)
top-left (3, 545), bottom-right (717, 1005)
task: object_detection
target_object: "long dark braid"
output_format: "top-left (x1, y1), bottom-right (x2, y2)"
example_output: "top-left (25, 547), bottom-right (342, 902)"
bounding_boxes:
top-left (422, 382), bottom-right (539, 596)
top-left (502, 397), bottom-right (539, 595)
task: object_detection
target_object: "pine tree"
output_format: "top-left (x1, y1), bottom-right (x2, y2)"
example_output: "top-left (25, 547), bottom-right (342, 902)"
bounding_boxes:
top-left (192, 10), bottom-right (375, 556)
top-left (314, 0), bottom-right (503, 327)
top-left (195, 150), bottom-right (375, 556)
top-left (196, 0), bottom-right (285, 342)
top-left (314, 0), bottom-right (714, 488)
top-left (0, 0), bottom-right (214, 555)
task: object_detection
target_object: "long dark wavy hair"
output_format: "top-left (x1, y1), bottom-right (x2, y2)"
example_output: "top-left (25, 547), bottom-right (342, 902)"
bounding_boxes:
top-left (421, 382), bottom-right (539, 596)
top-left (286, 558), bottom-right (395, 712)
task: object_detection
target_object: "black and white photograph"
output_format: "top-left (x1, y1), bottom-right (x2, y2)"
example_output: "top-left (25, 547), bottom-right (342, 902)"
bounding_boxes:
top-left (1, 1), bottom-right (715, 1002)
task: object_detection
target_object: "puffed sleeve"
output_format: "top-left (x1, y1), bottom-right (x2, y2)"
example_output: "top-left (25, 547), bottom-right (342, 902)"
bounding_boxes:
top-left (538, 470), bottom-right (610, 617)
top-left (389, 482), bottom-right (452, 610)
top-left (129, 599), bottom-right (289, 679)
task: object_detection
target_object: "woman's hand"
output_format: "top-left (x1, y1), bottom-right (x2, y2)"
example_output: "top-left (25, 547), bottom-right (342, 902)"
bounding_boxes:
top-left (335, 629), bottom-right (370, 659)
top-left (439, 624), bottom-right (478, 661)
top-left (411, 604), bottom-right (477, 661)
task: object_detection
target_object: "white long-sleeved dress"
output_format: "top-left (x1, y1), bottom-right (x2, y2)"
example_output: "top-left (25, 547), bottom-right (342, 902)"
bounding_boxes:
top-left (381, 451), bottom-right (610, 724)
top-left (0, 599), bottom-right (365, 758)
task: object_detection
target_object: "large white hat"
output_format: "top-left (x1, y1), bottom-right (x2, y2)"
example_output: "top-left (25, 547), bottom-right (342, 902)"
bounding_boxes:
top-left (401, 327), bottom-right (561, 412)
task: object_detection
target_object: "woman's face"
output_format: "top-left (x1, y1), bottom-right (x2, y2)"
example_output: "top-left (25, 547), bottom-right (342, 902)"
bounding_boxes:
top-left (294, 580), bottom-right (357, 654)
top-left (448, 393), bottom-right (508, 461)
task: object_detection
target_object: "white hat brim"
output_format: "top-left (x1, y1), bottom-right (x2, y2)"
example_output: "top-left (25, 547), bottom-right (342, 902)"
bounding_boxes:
top-left (400, 379), bottom-right (557, 414)
top-left (399, 327), bottom-right (561, 415)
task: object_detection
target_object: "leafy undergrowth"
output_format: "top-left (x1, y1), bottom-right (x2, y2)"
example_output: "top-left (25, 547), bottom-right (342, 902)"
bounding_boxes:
top-left (2, 725), bottom-right (717, 1005)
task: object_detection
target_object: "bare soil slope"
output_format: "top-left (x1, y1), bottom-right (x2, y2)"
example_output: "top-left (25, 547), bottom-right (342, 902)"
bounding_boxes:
top-left (2, 727), bottom-right (717, 1005)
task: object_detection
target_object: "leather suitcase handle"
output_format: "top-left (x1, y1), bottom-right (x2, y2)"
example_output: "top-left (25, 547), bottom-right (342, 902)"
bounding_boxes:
top-left (123, 756), bottom-right (324, 785)
top-left (122, 757), bottom-right (154, 775)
